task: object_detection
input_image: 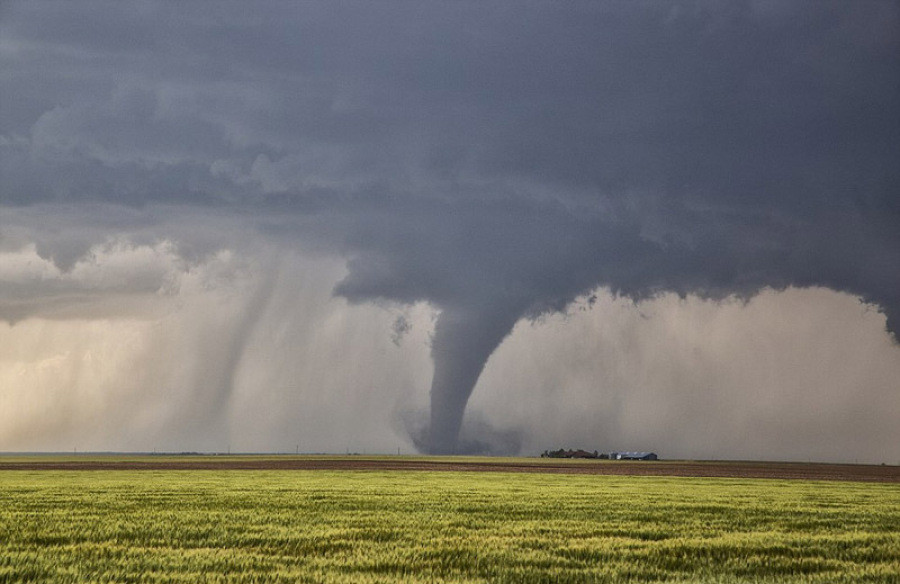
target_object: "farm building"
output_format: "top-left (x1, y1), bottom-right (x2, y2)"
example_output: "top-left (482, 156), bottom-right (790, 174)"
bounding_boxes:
top-left (610, 452), bottom-right (658, 461)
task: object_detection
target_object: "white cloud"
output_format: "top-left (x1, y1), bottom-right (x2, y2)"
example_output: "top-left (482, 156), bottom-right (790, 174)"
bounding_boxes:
top-left (473, 288), bottom-right (900, 463)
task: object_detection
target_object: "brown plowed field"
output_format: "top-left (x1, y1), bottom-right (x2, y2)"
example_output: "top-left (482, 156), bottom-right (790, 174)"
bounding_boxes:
top-left (1, 457), bottom-right (898, 482)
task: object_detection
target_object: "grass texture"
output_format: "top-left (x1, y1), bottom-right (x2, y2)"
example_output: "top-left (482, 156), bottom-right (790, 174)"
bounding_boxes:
top-left (1, 468), bottom-right (898, 583)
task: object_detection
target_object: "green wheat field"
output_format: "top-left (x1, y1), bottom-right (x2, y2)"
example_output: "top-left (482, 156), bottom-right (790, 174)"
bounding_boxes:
top-left (1, 464), bottom-right (898, 583)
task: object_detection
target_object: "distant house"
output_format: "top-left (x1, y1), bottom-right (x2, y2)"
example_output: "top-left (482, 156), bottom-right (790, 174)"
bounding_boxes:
top-left (611, 452), bottom-right (658, 461)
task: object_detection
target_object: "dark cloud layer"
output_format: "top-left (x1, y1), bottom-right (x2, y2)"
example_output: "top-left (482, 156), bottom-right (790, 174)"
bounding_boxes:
top-left (1, 1), bottom-right (898, 453)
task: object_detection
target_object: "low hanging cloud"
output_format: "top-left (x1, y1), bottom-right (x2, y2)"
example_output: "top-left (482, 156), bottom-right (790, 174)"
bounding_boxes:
top-left (0, 1), bottom-right (898, 459)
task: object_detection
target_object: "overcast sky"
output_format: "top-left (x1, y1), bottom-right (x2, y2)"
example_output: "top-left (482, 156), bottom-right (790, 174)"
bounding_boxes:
top-left (1, 1), bottom-right (898, 461)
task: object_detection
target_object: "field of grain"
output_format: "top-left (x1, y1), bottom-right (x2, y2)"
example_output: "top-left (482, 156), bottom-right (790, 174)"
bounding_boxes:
top-left (1, 460), bottom-right (898, 583)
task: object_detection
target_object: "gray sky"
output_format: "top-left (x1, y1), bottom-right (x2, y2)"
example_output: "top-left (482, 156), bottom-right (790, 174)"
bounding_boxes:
top-left (1, 1), bottom-right (898, 461)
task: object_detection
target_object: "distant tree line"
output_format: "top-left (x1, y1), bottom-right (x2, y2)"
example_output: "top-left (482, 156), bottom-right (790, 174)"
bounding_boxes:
top-left (540, 449), bottom-right (658, 460)
top-left (541, 449), bottom-right (605, 459)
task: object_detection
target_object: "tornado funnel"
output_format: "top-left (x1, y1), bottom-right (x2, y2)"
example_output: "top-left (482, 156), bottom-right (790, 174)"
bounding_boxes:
top-left (426, 305), bottom-right (521, 454)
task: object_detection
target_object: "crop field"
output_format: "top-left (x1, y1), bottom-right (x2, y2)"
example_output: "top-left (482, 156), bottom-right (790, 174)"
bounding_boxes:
top-left (1, 459), bottom-right (898, 583)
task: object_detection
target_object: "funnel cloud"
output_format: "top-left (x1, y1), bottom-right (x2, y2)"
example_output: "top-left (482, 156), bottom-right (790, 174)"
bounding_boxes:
top-left (1, 2), bottom-right (898, 459)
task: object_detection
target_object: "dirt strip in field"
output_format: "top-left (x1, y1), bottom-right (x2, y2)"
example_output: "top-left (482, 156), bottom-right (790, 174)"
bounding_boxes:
top-left (1, 457), bottom-right (898, 482)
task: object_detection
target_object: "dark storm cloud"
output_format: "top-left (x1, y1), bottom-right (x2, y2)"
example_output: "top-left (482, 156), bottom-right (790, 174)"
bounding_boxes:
top-left (1, 1), bottom-right (898, 452)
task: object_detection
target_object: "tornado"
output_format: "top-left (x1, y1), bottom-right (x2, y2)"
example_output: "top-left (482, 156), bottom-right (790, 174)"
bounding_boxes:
top-left (425, 304), bottom-right (524, 454)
